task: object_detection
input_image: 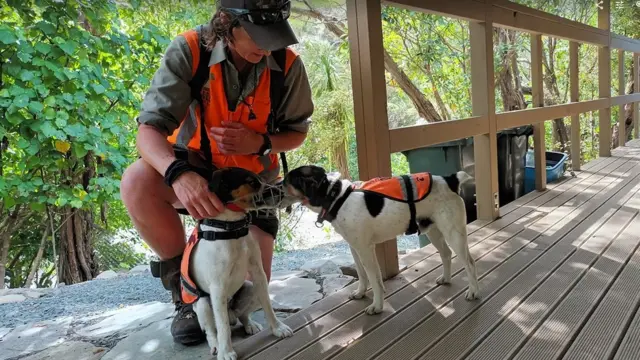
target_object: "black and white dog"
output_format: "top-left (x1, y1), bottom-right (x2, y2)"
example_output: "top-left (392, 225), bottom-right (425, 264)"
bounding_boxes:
top-left (282, 165), bottom-right (480, 315)
top-left (182, 167), bottom-right (293, 359)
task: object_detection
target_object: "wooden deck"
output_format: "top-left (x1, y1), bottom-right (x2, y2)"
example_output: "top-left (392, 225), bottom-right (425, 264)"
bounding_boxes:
top-left (236, 139), bottom-right (640, 360)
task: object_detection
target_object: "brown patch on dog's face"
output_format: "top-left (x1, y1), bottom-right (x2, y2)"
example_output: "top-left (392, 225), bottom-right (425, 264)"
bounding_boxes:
top-left (209, 168), bottom-right (263, 208)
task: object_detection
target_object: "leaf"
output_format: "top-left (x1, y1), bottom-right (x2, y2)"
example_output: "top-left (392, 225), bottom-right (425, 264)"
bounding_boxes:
top-left (55, 116), bottom-right (67, 128)
top-left (32, 177), bottom-right (44, 186)
top-left (36, 20), bottom-right (56, 34)
top-left (44, 108), bottom-right (56, 120)
top-left (13, 94), bottom-right (30, 108)
top-left (44, 96), bottom-right (56, 107)
top-left (17, 52), bottom-right (32, 63)
top-left (0, 26), bottom-right (17, 45)
top-left (73, 142), bottom-right (88, 158)
top-left (55, 140), bottom-right (71, 153)
top-left (58, 40), bottom-right (77, 55)
top-left (6, 111), bottom-right (25, 125)
top-left (70, 199), bottom-right (83, 208)
top-left (20, 70), bottom-right (35, 82)
top-left (17, 138), bottom-right (29, 149)
top-left (65, 123), bottom-right (86, 137)
top-left (92, 84), bottom-right (106, 95)
top-left (30, 202), bottom-right (46, 212)
top-left (3, 196), bottom-right (16, 210)
top-left (40, 121), bottom-right (58, 137)
top-left (34, 42), bottom-right (52, 54)
top-left (26, 139), bottom-right (40, 155)
top-left (28, 101), bottom-right (44, 113)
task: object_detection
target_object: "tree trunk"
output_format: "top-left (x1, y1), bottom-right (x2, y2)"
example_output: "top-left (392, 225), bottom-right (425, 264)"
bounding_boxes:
top-left (24, 227), bottom-right (49, 288)
top-left (496, 29), bottom-right (527, 112)
top-left (58, 208), bottom-right (97, 284)
top-left (292, 4), bottom-right (444, 122)
top-left (0, 206), bottom-right (28, 288)
top-left (332, 139), bottom-right (350, 180)
top-left (425, 61), bottom-right (451, 120)
top-left (611, 66), bottom-right (636, 148)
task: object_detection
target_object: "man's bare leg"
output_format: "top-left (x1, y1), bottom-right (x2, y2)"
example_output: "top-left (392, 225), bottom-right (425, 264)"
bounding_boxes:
top-left (120, 157), bottom-right (205, 345)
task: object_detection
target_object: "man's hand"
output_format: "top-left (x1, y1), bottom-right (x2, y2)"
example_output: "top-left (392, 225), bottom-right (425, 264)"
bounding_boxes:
top-left (210, 121), bottom-right (264, 155)
top-left (172, 171), bottom-right (225, 220)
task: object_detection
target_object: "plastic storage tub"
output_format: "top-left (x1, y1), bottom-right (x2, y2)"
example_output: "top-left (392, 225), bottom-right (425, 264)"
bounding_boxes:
top-left (524, 150), bottom-right (568, 193)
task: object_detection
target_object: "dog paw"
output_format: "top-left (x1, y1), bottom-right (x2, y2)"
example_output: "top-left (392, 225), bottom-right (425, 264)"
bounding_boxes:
top-left (216, 350), bottom-right (237, 360)
top-left (436, 275), bottom-right (451, 285)
top-left (349, 290), bottom-right (366, 300)
top-left (208, 345), bottom-right (217, 356)
top-left (271, 321), bottom-right (294, 338)
top-left (207, 336), bottom-right (218, 356)
top-left (465, 289), bottom-right (480, 301)
top-left (364, 304), bottom-right (383, 315)
top-left (244, 320), bottom-right (263, 335)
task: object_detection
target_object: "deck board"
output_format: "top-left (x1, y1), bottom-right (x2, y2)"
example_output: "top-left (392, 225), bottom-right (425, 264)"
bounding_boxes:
top-left (236, 140), bottom-right (640, 360)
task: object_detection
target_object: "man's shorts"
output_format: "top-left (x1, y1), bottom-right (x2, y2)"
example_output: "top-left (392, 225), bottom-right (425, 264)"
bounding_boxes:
top-left (171, 145), bottom-right (279, 239)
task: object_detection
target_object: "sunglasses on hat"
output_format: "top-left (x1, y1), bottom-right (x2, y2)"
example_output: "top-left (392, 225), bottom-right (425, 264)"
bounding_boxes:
top-left (223, 0), bottom-right (291, 25)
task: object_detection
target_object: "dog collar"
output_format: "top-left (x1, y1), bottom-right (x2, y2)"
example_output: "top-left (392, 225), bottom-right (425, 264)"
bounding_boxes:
top-left (198, 214), bottom-right (251, 241)
top-left (316, 182), bottom-right (353, 227)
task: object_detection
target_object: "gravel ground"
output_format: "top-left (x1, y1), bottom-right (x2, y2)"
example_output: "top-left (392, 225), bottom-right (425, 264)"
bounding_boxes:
top-left (0, 211), bottom-right (420, 329)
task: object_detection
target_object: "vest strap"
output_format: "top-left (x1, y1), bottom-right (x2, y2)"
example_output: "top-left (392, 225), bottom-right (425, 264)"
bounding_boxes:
top-left (401, 175), bottom-right (420, 235)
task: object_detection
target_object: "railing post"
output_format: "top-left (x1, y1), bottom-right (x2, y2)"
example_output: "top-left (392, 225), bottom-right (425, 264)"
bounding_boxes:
top-left (470, 19), bottom-right (500, 220)
top-left (635, 53), bottom-right (639, 140)
top-left (531, 33), bottom-right (546, 191)
top-left (598, 0), bottom-right (612, 156)
top-left (619, 49), bottom-right (626, 147)
top-left (346, 0), bottom-right (399, 280)
top-left (570, 41), bottom-right (581, 170)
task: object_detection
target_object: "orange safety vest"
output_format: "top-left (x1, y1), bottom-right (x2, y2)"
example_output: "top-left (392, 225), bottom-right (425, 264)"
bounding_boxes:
top-left (353, 173), bottom-right (433, 203)
top-left (167, 28), bottom-right (299, 181)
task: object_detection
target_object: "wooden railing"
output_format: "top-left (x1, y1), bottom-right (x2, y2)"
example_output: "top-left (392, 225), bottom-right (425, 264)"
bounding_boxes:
top-left (346, 0), bottom-right (640, 279)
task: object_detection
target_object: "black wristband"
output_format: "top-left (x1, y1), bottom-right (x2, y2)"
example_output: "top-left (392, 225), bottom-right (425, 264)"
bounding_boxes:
top-left (163, 159), bottom-right (194, 187)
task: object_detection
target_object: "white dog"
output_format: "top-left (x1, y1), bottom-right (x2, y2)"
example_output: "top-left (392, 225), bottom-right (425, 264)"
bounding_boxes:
top-left (283, 165), bottom-right (480, 315)
top-left (180, 167), bottom-right (293, 360)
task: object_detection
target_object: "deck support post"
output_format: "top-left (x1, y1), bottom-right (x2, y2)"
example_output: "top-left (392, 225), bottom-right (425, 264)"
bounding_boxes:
top-left (346, 0), bottom-right (399, 280)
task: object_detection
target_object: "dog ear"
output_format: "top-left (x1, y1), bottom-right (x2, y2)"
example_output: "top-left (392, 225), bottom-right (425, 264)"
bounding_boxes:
top-left (209, 170), bottom-right (232, 204)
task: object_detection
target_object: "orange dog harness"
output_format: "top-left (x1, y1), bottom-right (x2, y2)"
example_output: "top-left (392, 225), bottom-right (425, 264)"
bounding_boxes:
top-left (317, 173), bottom-right (433, 235)
top-left (180, 215), bottom-right (251, 305)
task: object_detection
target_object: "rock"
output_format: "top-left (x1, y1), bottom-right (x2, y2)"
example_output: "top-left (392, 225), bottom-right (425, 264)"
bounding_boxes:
top-left (300, 259), bottom-right (342, 276)
top-left (75, 301), bottom-right (174, 338)
top-left (24, 290), bottom-right (45, 299)
top-left (0, 317), bottom-right (73, 360)
top-left (269, 277), bottom-right (323, 312)
top-left (19, 341), bottom-right (106, 360)
top-left (328, 254), bottom-right (355, 268)
top-left (271, 270), bottom-right (305, 281)
top-left (322, 274), bottom-right (355, 296)
top-left (0, 328), bottom-right (11, 340)
top-left (0, 294), bottom-right (26, 304)
top-left (95, 270), bottom-right (118, 280)
top-left (128, 265), bottom-right (149, 274)
top-left (101, 319), bottom-right (210, 360)
top-left (340, 265), bottom-right (359, 278)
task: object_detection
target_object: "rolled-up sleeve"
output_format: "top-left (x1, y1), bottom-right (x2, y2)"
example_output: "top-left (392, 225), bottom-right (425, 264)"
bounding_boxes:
top-left (136, 35), bottom-right (194, 135)
top-left (275, 56), bottom-right (314, 133)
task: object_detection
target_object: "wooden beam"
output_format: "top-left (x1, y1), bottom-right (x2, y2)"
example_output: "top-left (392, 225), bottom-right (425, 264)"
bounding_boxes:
top-left (495, 99), bottom-right (609, 129)
top-left (598, 0), bottom-right (612, 157)
top-left (612, 93), bottom-right (640, 106)
top-left (470, 20), bottom-right (499, 220)
top-left (388, 116), bottom-right (488, 153)
top-left (531, 33), bottom-right (546, 191)
top-left (346, 0), bottom-right (398, 280)
top-left (611, 34), bottom-right (640, 53)
top-left (632, 53), bottom-right (640, 139)
top-left (383, 0), bottom-right (486, 22)
top-left (570, 41), bottom-right (580, 170)
top-left (619, 49), bottom-right (626, 147)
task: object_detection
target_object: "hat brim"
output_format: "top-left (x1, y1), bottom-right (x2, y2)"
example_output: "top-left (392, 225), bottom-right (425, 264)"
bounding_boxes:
top-left (239, 19), bottom-right (298, 52)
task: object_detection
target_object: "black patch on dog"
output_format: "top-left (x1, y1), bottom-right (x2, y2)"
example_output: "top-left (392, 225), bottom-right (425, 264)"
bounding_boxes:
top-left (443, 173), bottom-right (460, 194)
top-left (209, 167), bottom-right (263, 204)
top-left (364, 191), bottom-right (384, 217)
top-left (284, 165), bottom-right (330, 207)
top-left (418, 217), bottom-right (433, 229)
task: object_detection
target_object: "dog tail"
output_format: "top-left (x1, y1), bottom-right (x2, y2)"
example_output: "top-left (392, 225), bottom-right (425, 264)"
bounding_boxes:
top-left (443, 171), bottom-right (473, 195)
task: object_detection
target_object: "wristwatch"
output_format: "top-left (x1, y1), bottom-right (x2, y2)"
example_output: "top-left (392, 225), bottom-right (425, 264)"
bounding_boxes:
top-left (256, 133), bottom-right (272, 156)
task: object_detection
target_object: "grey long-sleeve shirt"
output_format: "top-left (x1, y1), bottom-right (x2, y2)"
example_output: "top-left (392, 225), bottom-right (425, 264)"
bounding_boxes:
top-left (136, 31), bottom-right (314, 136)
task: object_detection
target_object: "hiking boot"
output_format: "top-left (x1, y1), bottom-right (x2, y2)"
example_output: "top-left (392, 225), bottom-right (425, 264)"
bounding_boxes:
top-left (150, 254), bottom-right (205, 346)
